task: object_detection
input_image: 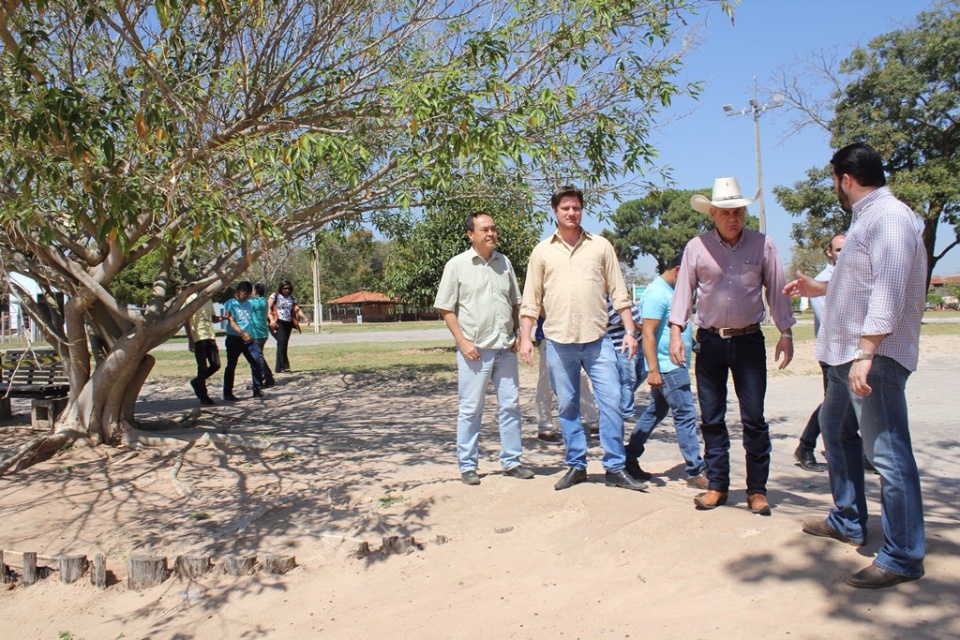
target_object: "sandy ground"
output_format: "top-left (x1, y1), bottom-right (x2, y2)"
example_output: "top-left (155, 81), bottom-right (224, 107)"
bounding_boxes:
top-left (1, 332), bottom-right (959, 639)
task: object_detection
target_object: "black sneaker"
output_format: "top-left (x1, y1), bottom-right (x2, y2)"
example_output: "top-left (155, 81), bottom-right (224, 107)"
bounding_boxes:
top-left (224, 393), bottom-right (240, 402)
top-left (461, 470), bottom-right (481, 485)
top-left (253, 389), bottom-right (264, 399)
top-left (200, 397), bottom-right (216, 406)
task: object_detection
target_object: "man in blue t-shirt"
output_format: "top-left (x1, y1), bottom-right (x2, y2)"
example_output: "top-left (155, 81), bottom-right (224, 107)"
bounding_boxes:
top-left (624, 254), bottom-right (706, 486)
top-left (222, 281), bottom-right (265, 401)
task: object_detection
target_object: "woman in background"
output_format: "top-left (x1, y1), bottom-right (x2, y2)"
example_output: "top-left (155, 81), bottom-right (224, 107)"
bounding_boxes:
top-left (268, 280), bottom-right (305, 373)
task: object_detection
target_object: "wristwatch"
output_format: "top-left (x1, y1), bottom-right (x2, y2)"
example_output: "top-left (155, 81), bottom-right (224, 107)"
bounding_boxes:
top-left (624, 329), bottom-right (639, 338)
top-left (852, 348), bottom-right (875, 362)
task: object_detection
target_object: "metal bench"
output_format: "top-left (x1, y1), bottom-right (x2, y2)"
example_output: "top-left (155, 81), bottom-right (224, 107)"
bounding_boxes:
top-left (1, 349), bottom-right (70, 429)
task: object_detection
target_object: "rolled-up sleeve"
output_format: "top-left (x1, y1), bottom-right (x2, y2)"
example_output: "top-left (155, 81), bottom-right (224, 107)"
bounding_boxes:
top-left (519, 246), bottom-right (545, 319)
top-left (763, 237), bottom-right (797, 332)
top-left (669, 241), bottom-right (696, 328)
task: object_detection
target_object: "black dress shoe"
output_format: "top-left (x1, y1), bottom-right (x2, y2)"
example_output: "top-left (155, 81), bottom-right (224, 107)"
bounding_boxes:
top-left (846, 563), bottom-right (921, 589)
top-left (504, 465), bottom-right (535, 479)
top-left (801, 519), bottom-right (864, 546)
top-left (605, 469), bottom-right (647, 492)
top-left (554, 467), bottom-right (588, 491)
top-left (624, 459), bottom-right (653, 481)
top-left (223, 393), bottom-right (240, 402)
top-left (200, 397), bottom-right (216, 406)
top-left (794, 445), bottom-right (827, 472)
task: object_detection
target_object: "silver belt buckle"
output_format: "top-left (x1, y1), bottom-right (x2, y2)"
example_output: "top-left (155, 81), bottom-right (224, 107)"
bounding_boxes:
top-left (718, 327), bottom-right (734, 339)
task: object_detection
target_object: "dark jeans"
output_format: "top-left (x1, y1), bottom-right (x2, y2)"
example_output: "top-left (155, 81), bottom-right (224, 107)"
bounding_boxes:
top-left (274, 320), bottom-right (294, 372)
top-left (694, 329), bottom-right (769, 495)
top-left (192, 339), bottom-right (220, 400)
top-left (798, 362), bottom-right (830, 451)
top-left (224, 335), bottom-right (264, 396)
top-left (255, 337), bottom-right (274, 383)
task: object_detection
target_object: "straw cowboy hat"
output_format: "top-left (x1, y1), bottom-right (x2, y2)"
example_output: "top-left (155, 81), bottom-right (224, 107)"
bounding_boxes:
top-left (690, 177), bottom-right (760, 214)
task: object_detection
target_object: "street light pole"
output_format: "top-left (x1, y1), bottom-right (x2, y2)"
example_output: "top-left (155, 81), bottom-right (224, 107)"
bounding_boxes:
top-left (722, 79), bottom-right (783, 235)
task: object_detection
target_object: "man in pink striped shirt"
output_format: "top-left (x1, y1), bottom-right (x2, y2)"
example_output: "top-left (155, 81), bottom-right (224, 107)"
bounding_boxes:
top-left (669, 177), bottom-right (795, 515)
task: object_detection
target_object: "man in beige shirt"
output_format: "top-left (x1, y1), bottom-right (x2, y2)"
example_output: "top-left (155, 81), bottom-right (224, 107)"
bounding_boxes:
top-left (435, 212), bottom-right (534, 486)
top-left (519, 185), bottom-right (646, 492)
top-left (184, 292), bottom-right (222, 406)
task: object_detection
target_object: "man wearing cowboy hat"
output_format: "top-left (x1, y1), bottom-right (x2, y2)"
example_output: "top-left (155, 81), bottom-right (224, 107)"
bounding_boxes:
top-left (669, 177), bottom-right (795, 515)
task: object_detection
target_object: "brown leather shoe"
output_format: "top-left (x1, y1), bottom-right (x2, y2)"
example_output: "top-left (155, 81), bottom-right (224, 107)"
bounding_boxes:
top-left (846, 563), bottom-right (921, 589)
top-left (747, 493), bottom-right (772, 516)
top-left (685, 472), bottom-right (708, 490)
top-left (694, 490), bottom-right (728, 510)
top-left (801, 519), bottom-right (864, 546)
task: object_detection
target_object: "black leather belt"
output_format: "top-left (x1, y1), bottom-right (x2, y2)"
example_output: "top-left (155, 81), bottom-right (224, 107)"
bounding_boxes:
top-left (702, 323), bottom-right (761, 339)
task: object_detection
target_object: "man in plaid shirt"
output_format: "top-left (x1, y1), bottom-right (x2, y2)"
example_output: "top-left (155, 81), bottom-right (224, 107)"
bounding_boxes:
top-left (785, 142), bottom-right (926, 589)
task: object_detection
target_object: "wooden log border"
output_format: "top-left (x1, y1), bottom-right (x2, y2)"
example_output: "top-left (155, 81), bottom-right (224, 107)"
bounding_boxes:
top-left (0, 535), bottom-right (435, 590)
top-left (0, 548), bottom-right (307, 590)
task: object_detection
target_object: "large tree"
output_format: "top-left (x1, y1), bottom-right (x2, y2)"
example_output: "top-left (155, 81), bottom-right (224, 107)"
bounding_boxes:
top-left (603, 187), bottom-right (758, 271)
top-left (774, 1), bottom-right (960, 286)
top-left (384, 174), bottom-right (542, 311)
top-left (0, 0), bottom-right (732, 473)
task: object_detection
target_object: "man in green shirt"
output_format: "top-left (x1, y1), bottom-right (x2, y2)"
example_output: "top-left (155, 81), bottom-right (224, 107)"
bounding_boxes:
top-left (435, 212), bottom-right (533, 485)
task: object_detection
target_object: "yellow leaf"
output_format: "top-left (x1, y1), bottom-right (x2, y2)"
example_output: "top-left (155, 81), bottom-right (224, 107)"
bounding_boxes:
top-left (136, 112), bottom-right (147, 139)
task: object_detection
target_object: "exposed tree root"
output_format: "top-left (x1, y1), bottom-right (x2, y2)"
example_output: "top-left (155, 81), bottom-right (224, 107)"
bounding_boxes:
top-left (212, 491), bottom-right (305, 538)
top-left (133, 407), bottom-right (202, 432)
top-left (121, 427), bottom-right (313, 498)
top-left (0, 428), bottom-right (84, 476)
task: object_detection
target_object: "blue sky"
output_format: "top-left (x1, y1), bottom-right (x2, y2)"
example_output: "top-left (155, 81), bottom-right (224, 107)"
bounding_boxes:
top-left (576, 0), bottom-right (955, 278)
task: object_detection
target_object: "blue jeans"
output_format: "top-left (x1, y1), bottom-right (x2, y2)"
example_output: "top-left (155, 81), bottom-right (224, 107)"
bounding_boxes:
top-left (626, 366), bottom-right (704, 477)
top-left (614, 347), bottom-right (646, 420)
top-left (694, 329), bottom-right (769, 494)
top-left (546, 337), bottom-right (625, 472)
top-left (224, 335), bottom-right (264, 396)
top-left (820, 357), bottom-right (924, 577)
top-left (456, 348), bottom-right (523, 472)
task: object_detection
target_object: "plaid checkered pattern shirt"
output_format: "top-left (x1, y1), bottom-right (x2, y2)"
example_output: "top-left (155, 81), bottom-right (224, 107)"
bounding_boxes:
top-left (816, 187), bottom-right (926, 371)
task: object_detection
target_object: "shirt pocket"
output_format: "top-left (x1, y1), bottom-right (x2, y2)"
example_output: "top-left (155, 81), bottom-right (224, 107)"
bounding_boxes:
top-left (739, 260), bottom-right (763, 289)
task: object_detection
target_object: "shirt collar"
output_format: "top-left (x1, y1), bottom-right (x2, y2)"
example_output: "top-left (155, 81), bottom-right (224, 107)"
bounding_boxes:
top-left (851, 186), bottom-right (891, 222)
top-left (550, 228), bottom-right (590, 247)
top-left (468, 246), bottom-right (499, 264)
top-left (710, 227), bottom-right (745, 250)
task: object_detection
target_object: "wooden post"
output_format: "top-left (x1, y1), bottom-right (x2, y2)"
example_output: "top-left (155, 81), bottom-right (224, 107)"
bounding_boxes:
top-left (127, 554), bottom-right (169, 590)
top-left (59, 554), bottom-right (88, 584)
top-left (381, 536), bottom-right (419, 555)
top-left (221, 555), bottom-right (257, 576)
top-left (22, 552), bottom-right (38, 586)
top-left (175, 555), bottom-right (212, 579)
top-left (91, 554), bottom-right (107, 589)
top-left (261, 555), bottom-right (297, 575)
top-left (0, 550), bottom-right (9, 584)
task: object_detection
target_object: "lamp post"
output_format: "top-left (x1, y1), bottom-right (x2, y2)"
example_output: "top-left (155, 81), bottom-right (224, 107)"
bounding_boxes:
top-left (722, 80), bottom-right (783, 235)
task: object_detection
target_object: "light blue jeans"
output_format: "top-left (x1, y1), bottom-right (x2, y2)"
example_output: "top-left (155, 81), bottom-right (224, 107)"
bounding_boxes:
top-left (820, 356), bottom-right (924, 578)
top-left (546, 337), bottom-right (625, 472)
top-left (614, 345), bottom-right (646, 420)
top-left (456, 348), bottom-right (523, 473)
top-left (625, 366), bottom-right (704, 477)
